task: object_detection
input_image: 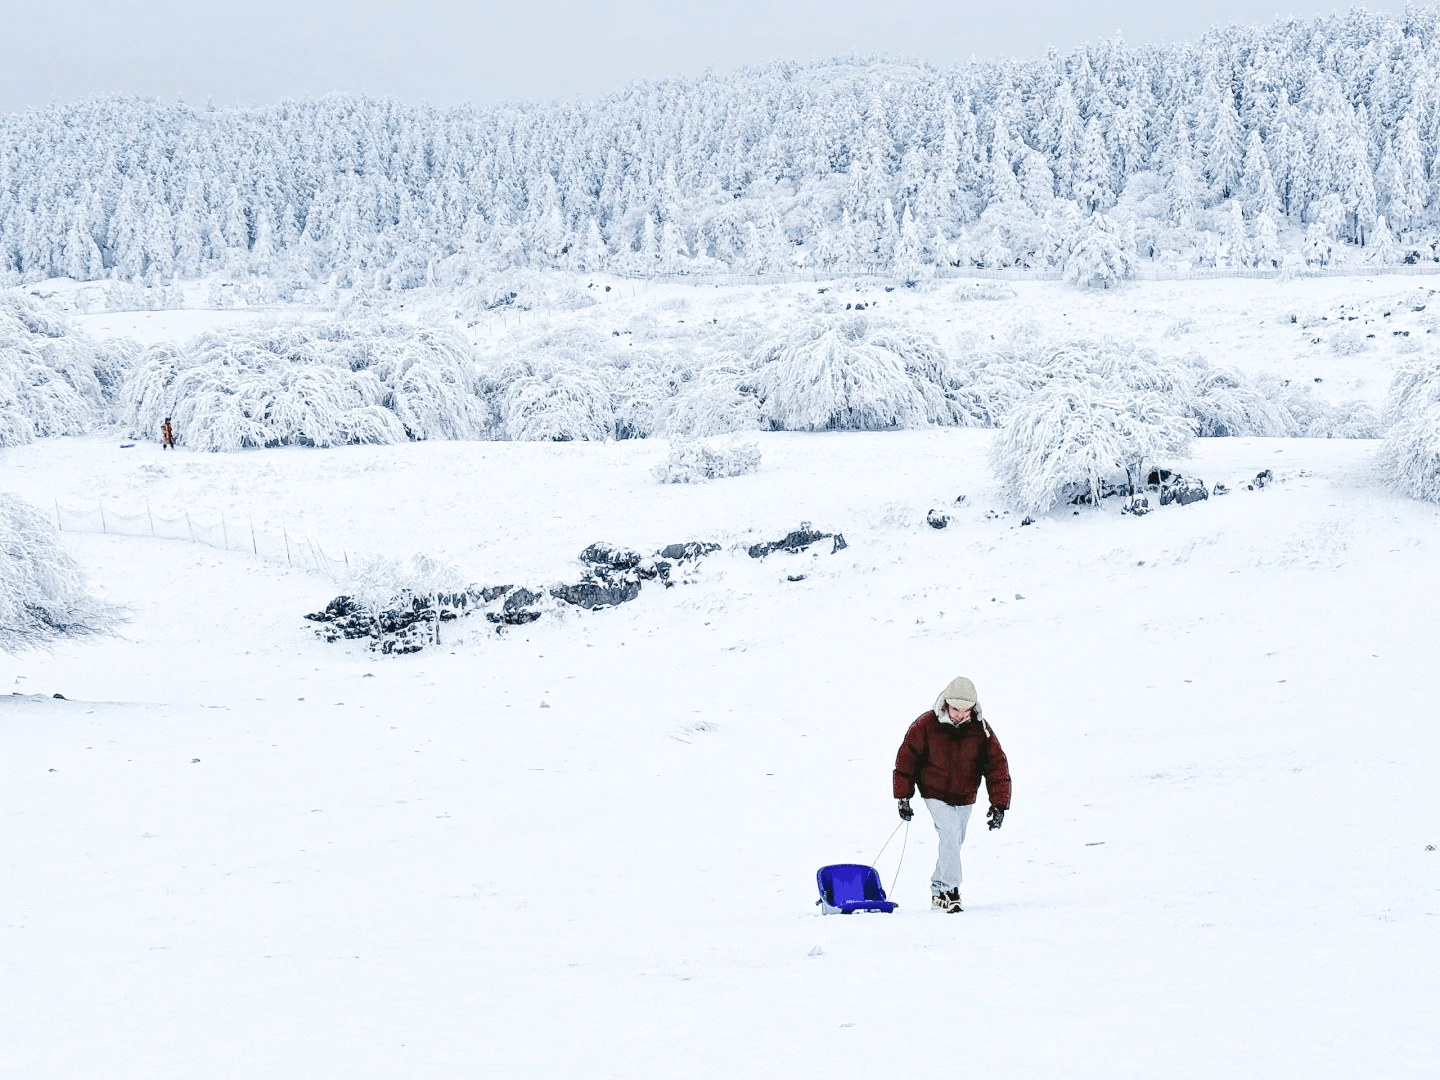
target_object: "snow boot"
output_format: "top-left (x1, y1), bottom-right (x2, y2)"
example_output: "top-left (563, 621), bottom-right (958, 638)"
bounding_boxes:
top-left (931, 888), bottom-right (962, 913)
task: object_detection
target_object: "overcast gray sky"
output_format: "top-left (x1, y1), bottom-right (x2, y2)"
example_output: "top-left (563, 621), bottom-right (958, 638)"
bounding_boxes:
top-left (1, 1), bottom-right (1419, 114)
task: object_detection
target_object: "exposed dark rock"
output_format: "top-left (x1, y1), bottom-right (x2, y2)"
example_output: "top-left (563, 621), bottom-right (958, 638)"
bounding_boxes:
top-left (306, 593), bottom-right (448, 653)
top-left (1249, 469), bottom-right (1274, 490)
top-left (747, 523), bottom-right (847, 559)
top-left (927, 509), bottom-right (951, 529)
top-left (658, 541), bottom-right (720, 561)
top-left (486, 610), bottom-right (541, 626)
top-left (1123, 497), bottom-right (1152, 516)
top-left (1159, 476), bottom-right (1210, 506)
top-left (1020, 515), bottom-right (1035, 526)
top-left (579, 542), bottom-right (643, 571)
top-left (1068, 480), bottom-right (1126, 506)
top-left (1213, 483), bottom-right (1230, 495)
top-left (550, 573), bottom-right (643, 610)
top-left (503, 587), bottom-right (543, 613)
top-left (787, 574), bottom-right (807, 582)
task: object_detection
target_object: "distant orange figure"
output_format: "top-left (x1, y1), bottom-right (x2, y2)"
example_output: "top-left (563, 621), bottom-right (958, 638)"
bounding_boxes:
top-left (162, 417), bottom-right (176, 449)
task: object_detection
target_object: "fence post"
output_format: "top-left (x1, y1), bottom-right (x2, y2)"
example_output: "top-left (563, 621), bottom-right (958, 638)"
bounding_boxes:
top-left (54, 500), bottom-right (61, 531)
top-left (146, 501), bottom-right (155, 537)
top-left (186, 512), bottom-right (194, 542)
top-left (99, 501), bottom-right (107, 534)
top-left (284, 528), bottom-right (291, 565)
top-left (222, 512), bottom-right (228, 550)
top-left (250, 521), bottom-right (258, 555)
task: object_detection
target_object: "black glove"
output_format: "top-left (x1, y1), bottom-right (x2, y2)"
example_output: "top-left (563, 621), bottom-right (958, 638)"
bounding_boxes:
top-left (898, 798), bottom-right (914, 822)
top-left (987, 805), bottom-right (1006, 830)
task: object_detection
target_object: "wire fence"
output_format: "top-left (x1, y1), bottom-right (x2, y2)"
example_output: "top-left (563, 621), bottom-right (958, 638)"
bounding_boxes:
top-left (631, 260), bottom-right (1440, 288)
top-left (54, 501), bottom-right (351, 580)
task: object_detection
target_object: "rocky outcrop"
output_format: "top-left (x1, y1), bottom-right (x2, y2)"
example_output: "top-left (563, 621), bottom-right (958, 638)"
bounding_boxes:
top-left (746, 523), bottom-right (847, 559)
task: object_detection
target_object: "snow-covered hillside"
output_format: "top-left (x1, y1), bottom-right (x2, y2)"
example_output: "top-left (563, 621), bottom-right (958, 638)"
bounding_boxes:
top-left (4, 345), bottom-right (1439, 1076)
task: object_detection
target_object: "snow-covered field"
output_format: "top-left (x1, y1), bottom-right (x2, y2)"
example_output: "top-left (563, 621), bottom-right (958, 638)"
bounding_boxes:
top-left (4, 277), bottom-right (1440, 1078)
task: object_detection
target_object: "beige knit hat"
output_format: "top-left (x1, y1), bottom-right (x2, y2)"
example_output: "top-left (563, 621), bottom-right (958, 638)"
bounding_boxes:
top-left (934, 676), bottom-right (979, 715)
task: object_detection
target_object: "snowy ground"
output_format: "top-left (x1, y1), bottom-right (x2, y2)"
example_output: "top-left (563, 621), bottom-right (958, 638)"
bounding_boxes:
top-left (4, 277), bottom-right (1440, 1078)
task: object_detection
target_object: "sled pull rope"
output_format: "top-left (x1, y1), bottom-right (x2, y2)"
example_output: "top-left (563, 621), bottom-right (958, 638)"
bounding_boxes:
top-left (871, 821), bottom-right (904, 866)
top-left (890, 822), bottom-right (909, 898)
top-left (872, 820), bottom-right (911, 896)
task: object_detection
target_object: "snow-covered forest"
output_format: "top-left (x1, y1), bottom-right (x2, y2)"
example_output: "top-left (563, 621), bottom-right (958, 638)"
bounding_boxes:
top-left (7, 8), bottom-right (1440, 288)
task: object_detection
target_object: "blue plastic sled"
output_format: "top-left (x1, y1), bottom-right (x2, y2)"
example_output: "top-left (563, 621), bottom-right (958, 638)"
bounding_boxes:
top-left (815, 863), bottom-right (898, 914)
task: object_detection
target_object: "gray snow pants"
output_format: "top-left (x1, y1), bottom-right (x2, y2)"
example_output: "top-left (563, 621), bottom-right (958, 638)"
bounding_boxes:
top-left (923, 798), bottom-right (974, 893)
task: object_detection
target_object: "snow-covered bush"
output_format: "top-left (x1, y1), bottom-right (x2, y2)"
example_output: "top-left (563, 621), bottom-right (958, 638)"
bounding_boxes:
top-left (653, 438), bottom-right (762, 483)
top-left (751, 314), bottom-right (942, 431)
top-left (345, 553), bottom-right (469, 614)
top-left (491, 359), bottom-right (614, 442)
top-left (479, 325), bottom-right (639, 441)
top-left (327, 553), bottom-right (473, 652)
top-left (1379, 400), bottom-right (1440, 502)
top-left (957, 335), bottom-right (1315, 440)
top-left (0, 492), bottom-right (122, 653)
top-left (1188, 365), bottom-right (1292, 437)
top-left (990, 379), bottom-right (1195, 514)
top-left (119, 317), bottom-right (488, 451)
top-left (0, 292), bottom-right (135, 446)
top-left (1379, 359), bottom-right (1440, 501)
top-left (1329, 327), bottom-right (1368, 355)
top-left (664, 359), bottom-right (763, 437)
top-left (609, 352), bottom-right (688, 440)
top-left (1302, 400), bottom-right (1381, 439)
top-left (1254, 375), bottom-right (1381, 439)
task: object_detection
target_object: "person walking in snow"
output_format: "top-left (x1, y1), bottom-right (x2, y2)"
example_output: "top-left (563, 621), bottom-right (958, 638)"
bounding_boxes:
top-left (893, 676), bottom-right (1011, 912)
top-left (161, 417), bottom-right (175, 449)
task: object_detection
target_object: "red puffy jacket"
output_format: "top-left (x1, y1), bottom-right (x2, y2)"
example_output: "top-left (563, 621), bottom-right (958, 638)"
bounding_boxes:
top-left (893, 710), bottom-right (1011, 808)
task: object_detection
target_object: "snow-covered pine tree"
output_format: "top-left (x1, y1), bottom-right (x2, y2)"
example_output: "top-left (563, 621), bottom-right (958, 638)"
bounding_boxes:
top-left (1064, 213), bottom-right (1132, 288)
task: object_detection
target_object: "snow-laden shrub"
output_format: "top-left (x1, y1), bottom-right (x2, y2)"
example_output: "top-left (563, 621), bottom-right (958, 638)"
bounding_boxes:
top-left (1188, 365), bottom-right (1292, 437)
top-left (119, 317), bottom-right (488, 451)
top-left (0, 492), bottom-right (122, 653)
top-left (1253, 375), bottom-right (1381, 439)
top-left (1301, 400), bottom-right (1381, 439)
top-left (1379, 359), bottom-right (1440, 501)
top-left (664, 359), bottom-right (763, 437)
top-left (990, 379), bottom-right (1195, 514)
top-left (332, 553), bottom-right (473, 651)
top-left (653, 438), bottom-right (762, 483)
top-left (959, 336), bottom-right (1306, 438)
top-left (479, 324), bottom-right (643, 441)
top-left (1329, 327), bottom-right (1368, 355)
top-left (752, 314), bottom-right (934, 431)
top-left (491, 358), bottom-right (614, 442)
top-left (0, 292), bottom-right (135, 446)
top-left (609, 352), bottom-right (688, 440)
top-left (1379, 398), bottom-right (1440, 502)
top-left (345, 552), bottom-right (470, 613)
